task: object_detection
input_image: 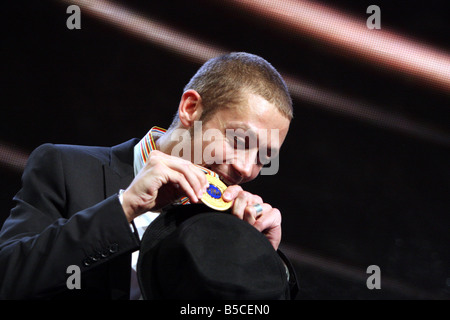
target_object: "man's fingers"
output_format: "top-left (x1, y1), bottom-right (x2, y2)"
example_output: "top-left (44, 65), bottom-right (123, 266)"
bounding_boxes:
top-left (150, 150), bottom-right (208, 203)
top-left (220, 183), bottom-right (282, 250)
top-left (253, 208), bottom-right (282, 250)
top-left (222, 185), bottom-right (243, 202)
top-left (231, 193), bottom-right (248, 219)
top-left (138, 150), bottom-right (209, 207)
top-left (253, 208), bottom-right (281, 233)
top-left (243, 203), bottom-right (270, 224)
top-left (230, 191), bottom-right (263, 219)
top-left (169, 161), bottom-right (208, 200)
top-left (170, 171), bottom-right (200, 203)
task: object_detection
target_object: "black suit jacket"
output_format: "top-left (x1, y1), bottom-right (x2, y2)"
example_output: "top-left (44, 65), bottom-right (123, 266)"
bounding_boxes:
top-left (0, 139), bottom-right (141, 299)
top-left (0, 139), bottom-right (298, 299)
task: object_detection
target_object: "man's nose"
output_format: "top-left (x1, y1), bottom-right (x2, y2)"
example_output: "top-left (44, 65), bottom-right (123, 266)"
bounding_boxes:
top-left (232, 152), bottom-right (257, 180)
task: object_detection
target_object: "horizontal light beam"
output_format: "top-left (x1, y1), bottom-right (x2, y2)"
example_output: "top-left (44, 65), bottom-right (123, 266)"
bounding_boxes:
top-left (58, 0), bottom-right (450, 147)
top-left (280, 243), bottom-right (445, 299)
top-left (0, 143), bottom-right (29, 173)
top-left (62, 0), bottom-right (227, 64)
top-left (222, 0), bottom-right (450, 92)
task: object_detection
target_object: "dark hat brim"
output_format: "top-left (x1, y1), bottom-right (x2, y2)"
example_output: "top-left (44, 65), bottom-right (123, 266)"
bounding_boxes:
top-left (137, 204), bottom-right (223, 299)
top-left (137, 203), bottom-right (289, 300)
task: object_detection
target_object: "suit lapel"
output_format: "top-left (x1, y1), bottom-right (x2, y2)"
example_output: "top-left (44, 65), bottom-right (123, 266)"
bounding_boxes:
top-left (103, 138), bottom-right (139, 199)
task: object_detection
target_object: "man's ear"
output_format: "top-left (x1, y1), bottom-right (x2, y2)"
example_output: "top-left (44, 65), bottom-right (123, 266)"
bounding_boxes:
top-left (178, 90), bottom-right (203, 128)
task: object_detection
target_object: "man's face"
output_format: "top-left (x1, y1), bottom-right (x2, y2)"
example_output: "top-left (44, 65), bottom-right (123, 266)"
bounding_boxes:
top-left (192, 93), bottom-right (290, 185)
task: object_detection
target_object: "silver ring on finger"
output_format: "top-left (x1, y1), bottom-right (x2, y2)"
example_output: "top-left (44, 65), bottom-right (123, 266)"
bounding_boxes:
top-left (253, 203), bottom-right (263, 215)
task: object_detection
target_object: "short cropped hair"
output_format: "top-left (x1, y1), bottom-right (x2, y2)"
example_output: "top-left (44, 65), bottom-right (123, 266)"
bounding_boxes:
top-left (171, 52), bottom-right (293, 127)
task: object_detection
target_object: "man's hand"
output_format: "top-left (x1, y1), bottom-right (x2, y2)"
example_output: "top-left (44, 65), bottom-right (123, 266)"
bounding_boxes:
top-left (223, 185), bottom-right (282, 250)
top-left (121, 150), bottom-right (209, 222)
top-left (121, 150), bottom-right (282, 250)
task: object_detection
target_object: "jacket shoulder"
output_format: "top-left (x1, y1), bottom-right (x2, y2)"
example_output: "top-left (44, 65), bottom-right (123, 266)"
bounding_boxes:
top-left (54, 143), bottom-right (111, 164)
top-left (27, 142), bottom-right (113, 169)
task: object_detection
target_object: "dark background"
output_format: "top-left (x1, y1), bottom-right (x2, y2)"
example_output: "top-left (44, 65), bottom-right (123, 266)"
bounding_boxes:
top-left (1, 0), bottom-right (449, 299)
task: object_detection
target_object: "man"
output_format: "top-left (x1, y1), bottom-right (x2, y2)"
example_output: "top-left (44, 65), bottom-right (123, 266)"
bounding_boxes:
top-left (0, 52), bottom-right (296, 299)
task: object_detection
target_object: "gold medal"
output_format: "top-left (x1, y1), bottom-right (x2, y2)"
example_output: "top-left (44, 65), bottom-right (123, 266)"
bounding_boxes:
top-left (201, 173), bottom-right (232, 211)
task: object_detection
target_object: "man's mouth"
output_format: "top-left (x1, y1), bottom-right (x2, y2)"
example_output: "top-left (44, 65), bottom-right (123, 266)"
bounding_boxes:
top-left (218, 173), bottom-right (240, 186)
top-left (201, 165), bottom-right (241, 186)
